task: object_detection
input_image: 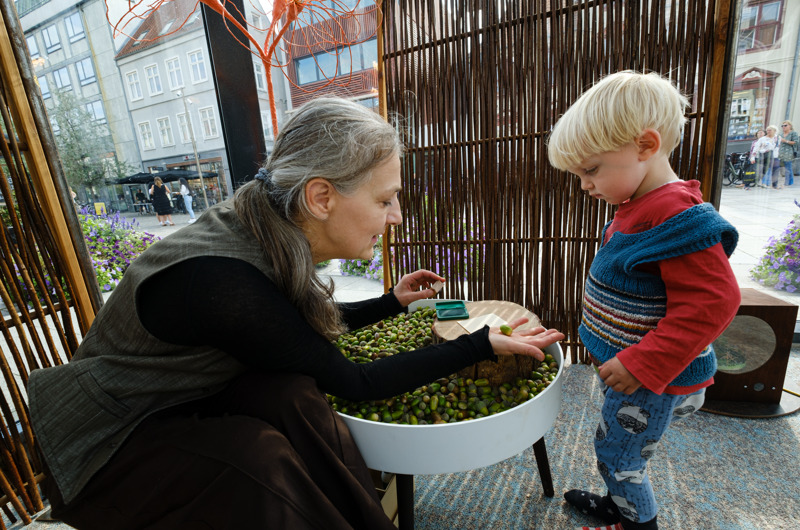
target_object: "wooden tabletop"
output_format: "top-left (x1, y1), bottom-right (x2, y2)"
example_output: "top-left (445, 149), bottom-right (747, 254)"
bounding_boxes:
top-left (433, 300), bottom-right (542, 341)
top-left (433, 300), bottom-right (543, 384)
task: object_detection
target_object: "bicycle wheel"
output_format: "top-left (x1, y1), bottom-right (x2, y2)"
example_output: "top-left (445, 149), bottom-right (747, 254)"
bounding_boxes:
top-left (723, 165), bottom-right (735, 186)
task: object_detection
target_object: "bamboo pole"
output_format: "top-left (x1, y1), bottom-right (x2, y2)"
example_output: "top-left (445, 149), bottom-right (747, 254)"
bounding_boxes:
top-left (0, 3), bottom-right (99, 335)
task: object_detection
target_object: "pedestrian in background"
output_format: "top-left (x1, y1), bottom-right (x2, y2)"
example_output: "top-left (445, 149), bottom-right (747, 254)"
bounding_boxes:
top-left (736, 129), bottom-right (765, 189)
top-left (778, 121), bottom-right (798, 186)
top-left (179, 177), bottom-right (197, 224)
top-left (149, 176), bottom-right (175, 226)
top-left (751, 125), bottom-right (777, 188)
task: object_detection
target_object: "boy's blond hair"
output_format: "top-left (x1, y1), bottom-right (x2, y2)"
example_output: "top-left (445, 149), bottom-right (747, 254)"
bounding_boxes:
top-left (547, 71), bottom-right (689, 171)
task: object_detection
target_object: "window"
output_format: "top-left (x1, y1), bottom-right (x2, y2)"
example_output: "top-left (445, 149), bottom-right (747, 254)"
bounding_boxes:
top-left (187, 10), bottom-right (201, 25)
top-left (75, 57), bottom-right (96, 85)
top-left (336, 0), bottom-right (363, 13)
top-left (145, 64), bottom-right (163, 95)
top-left (37, 75), bottom-right (50, 99)
top-left (138, 121), bottom-right (155, 150)
top-left (64, 12), bottom-right (85, 42)
top-left (177, 112), bottom-right (192, 143)
top-left (26, 35), bottom-right (39, 58)
top-left (85, 101), bottom-right (106, 123)
top-left (198, 107), bottom-right (218, 138)
top-left (295, 53), bottom-right (337, 85)
top-left (251, 13), bottom-right (265, 30)
top-left (42, 24), bottom-right (61, 53)
top-left (160, 20), bottom-right (174, 36)
top-left (53, 66), bottom-right (71, 89)
top-left (132, 30), bottom-right (148, 47)
top-left (254, 61), bottom-right (266, 91)
top-left (166, 57), bottom-right (183, 89)
top-left (157, 117), bottom-right (175, 146)
top-left (126, 71), bottom-right (143, 101)
top-left (355, 96), bottom-right (379, 109)
top-left (361, 39), bottom-right (378, 71)
top-left (188, 50), bottom-right (207, 83)
top-left (739, 1), bottom-right (782, 52)
top-left (338, 39), bottom-right (377, 75)
top-left (50, 117), bottom-right (60, 135)
top-left (261, 111), bottom-right (273, 141)
top-left (295, 39), bottom-right (377, 85)
top-left (293, 0), bottom-right (363, 28)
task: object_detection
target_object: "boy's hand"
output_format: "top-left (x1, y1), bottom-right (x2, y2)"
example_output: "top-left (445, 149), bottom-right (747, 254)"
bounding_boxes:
top-left (598, 357), bottom-right (642, 394)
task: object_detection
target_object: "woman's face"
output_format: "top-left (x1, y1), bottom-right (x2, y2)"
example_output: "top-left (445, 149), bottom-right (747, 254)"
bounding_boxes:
top-left (315, 156), bottom-right (403, 261)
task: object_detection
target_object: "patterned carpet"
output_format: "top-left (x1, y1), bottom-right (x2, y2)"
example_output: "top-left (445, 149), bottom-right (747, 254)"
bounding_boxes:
top-left (411, 350), bottom-right (800, 530)
top-left (8, 351), bottom-right (800, 529)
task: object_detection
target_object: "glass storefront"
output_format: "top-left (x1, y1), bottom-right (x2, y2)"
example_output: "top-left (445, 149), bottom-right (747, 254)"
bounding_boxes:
top-left (719, 0), bottom-right (800, 312)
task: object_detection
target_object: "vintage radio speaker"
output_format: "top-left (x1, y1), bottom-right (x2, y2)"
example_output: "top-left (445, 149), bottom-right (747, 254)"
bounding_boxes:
top-left (702, 288), bottom-right (800, 418)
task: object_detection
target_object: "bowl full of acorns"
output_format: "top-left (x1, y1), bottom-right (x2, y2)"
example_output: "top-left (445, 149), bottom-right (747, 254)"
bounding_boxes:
top-left (328, 299), bottom-right (564, 476)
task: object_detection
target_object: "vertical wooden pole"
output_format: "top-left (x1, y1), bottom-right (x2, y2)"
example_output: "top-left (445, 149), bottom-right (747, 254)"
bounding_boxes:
top-left (377, 1), bottom-right (394, 293)
top-left (703, 0), bottom-right (738, 206)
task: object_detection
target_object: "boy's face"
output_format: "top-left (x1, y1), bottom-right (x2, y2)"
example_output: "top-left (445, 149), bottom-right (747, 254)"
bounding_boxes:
top-left (568, 142), bottom-right (650, 205)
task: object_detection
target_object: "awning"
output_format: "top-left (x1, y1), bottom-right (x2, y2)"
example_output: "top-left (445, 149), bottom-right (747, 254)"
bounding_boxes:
top-left (114, 168), bottom-right (218, 184)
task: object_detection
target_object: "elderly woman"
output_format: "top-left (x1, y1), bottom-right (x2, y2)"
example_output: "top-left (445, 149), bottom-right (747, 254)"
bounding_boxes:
top-left (29, 98), bottom-right (564, 529)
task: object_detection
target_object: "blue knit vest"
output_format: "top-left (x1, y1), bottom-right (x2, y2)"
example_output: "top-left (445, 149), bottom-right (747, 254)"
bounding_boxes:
top-left (579, 202), bottom-right (738, 389)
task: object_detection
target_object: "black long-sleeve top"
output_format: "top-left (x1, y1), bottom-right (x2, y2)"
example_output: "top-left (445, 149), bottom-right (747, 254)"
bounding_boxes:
top-left (139, 257), bottom-right (495, 401)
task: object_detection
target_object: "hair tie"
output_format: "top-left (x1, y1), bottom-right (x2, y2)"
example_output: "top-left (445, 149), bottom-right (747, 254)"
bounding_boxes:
top-left (255, 167), bottom-right (272, 184)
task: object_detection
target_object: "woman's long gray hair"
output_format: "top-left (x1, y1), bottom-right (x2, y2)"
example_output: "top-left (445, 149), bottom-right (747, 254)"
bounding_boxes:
top-left (235, 98), bottom-right (403, 340)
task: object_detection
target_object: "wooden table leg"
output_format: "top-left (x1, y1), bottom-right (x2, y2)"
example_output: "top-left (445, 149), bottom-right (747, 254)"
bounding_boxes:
top-left (532, 437), bottom-right (554, 497)
top-left (396, 473), bottom-right (414, 530)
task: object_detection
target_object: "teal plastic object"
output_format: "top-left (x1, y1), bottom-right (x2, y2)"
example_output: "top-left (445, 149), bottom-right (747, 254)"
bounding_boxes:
top-left (435, 300), bottom-right (469, 320)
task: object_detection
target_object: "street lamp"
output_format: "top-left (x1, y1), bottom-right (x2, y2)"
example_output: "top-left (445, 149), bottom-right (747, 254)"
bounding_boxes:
top-left (176, 91), bottom-right (210, 210)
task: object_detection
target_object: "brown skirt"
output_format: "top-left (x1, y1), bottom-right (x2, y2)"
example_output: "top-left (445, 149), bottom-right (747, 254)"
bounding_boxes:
top-left (43, 372), bottom-right (395, 530)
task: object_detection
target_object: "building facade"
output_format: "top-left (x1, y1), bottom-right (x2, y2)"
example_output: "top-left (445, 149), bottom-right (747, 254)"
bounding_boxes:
top-left (727, 0), bottom-right (800, 154)
top-left (282, 1), bottom-right (380, 110)
top-left (18, 0), bottom-right (142, 189)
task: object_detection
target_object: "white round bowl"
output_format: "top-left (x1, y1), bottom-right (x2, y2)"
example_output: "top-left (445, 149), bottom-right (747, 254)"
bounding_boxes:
top-left (339, 343), bottom-right (564, 475)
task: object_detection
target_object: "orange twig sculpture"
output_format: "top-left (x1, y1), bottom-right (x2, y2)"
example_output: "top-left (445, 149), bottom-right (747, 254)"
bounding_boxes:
top-left (107, 0), bottom-right (380, 136)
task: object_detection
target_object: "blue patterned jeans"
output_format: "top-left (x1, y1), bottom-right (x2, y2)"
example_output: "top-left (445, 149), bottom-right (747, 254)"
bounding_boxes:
top-left (594, 383), bottom-right (705, 523)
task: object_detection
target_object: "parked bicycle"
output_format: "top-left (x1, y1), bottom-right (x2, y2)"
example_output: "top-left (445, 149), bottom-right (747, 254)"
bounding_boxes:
top-left (722, 152), bottom-right (752, 187)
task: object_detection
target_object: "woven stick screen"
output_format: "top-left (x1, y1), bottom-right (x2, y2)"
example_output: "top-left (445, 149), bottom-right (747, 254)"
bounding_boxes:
top-left (0, 3), bottom-right (101, 520)
top-left (381, 0), bottom-right (733, 363)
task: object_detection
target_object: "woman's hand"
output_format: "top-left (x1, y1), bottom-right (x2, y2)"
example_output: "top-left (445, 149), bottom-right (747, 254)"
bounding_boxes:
top-left (487, 318), bottom-right (565, 361)
top-left (392, 269), bottom-right (445, 307)
top-left (598, 357), bottom-right (642, 394)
